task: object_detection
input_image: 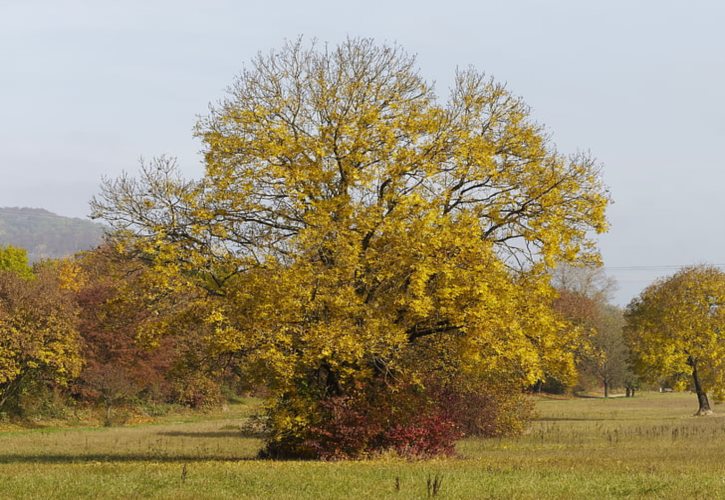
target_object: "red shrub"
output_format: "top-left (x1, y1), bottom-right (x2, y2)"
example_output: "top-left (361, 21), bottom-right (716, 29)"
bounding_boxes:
top-left (299, 387), bottom-right (462, 460)
top-left (384, 412), bottom-right (460, 457)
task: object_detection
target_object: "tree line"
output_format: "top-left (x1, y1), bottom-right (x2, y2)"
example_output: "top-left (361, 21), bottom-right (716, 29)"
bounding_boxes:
top-left (0, 244), bottom-right (246, 425)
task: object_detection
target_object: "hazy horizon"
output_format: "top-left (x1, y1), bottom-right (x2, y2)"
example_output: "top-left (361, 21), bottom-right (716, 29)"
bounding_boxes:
top-left (2, 0), bottom-right (724, 305)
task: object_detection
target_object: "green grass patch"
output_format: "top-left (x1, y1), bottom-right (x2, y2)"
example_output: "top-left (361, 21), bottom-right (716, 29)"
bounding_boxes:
top-left (0, 392), bottom-right (723, 498)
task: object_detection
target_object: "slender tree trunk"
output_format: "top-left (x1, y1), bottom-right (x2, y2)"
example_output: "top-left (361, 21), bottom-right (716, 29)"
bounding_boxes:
top-left (603, 380), bottom-right (609, 398)
top-left (625, 387), bottom-right (631, 398)
top-left (689, 357), bottom-right (713, 416)
top-left (0, 384), bottom-right (12, 411)
top-left (0, 373), bottom-right (26, 411)
top-left (104, 399), bottom-right (113, 426)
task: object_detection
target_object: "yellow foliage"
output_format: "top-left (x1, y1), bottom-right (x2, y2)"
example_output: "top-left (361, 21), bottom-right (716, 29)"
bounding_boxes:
top-left (0, 265), bottom-right (82, 407)
top-left (91, 39), bottom-right (609, 444)
top-left (625, 265), bottom-right (725, 398)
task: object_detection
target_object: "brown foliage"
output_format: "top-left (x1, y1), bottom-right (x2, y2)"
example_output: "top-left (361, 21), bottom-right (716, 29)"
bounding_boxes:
top-left (71, 249), bottom-right (176, 412)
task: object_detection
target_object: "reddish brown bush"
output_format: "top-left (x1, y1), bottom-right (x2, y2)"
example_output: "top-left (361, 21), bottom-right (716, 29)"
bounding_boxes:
top-left (264, 384), bottom-right (462, 460)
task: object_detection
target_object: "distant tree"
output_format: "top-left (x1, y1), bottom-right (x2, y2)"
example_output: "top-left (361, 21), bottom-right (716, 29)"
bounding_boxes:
top-left (552, 265), bottom-right (632, 397)
top-left (585, 304), bottom-right (629, 398)
top-left (623, 373), bottom-right (640, 398)
top-left (0, 264), bottom-right (81, 412)
top-left (551, 263), bottom-right (616, 304)
top-left (625, 265), bottom-right (725, 416)
top-left (0, 245), bottom-right (33, 280)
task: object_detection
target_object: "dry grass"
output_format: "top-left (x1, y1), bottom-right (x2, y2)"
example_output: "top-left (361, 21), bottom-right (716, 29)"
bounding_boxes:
top-left (0, 392), bottom-right (723, 498)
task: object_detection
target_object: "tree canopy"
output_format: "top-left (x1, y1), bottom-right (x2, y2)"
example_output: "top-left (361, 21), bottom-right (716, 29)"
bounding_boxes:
top-left (552, 265), bottom-right (631, 397)
top-left (0, 262), bottom-right (82, 411)
top-left (92, 38), bottom-right (609, 457)
top-left (0, 245), bottom-right (33, 280)
top-left (625, 265), bottom-right (725, 415)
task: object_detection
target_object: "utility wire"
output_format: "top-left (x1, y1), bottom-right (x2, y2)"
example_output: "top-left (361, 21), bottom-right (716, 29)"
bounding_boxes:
top-left (605, 264), bottom-right (725, 271)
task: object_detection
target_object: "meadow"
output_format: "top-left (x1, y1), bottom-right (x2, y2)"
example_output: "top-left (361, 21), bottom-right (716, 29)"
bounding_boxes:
top-left (0, 392), bottom-right (723, 499)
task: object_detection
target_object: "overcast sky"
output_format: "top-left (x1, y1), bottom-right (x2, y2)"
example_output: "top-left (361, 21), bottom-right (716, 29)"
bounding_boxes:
top-left (1, 0), bottom-right (724, 305)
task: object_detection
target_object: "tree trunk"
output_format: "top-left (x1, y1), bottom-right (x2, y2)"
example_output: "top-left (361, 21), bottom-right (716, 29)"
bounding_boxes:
top-left (603, 381), bottom-right (609, 398)
top-left (0, 373), bottom-right (26, 411)
top-left (104, 400), bottom-right (113, 426)
top-left (625, 387), bottom-right (631, 398)
top-left (689, 357), bottom-right (713, 416)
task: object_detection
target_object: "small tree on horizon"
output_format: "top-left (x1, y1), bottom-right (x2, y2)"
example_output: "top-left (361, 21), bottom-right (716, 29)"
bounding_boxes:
top-left (0, 245), bottom-right (33, 280)
top-left (625, 265), bottom-right (725, 416)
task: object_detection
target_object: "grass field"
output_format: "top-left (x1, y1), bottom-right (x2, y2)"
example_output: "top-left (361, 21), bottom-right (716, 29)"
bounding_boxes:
top-left (0, 392), bottom-right (723, 499)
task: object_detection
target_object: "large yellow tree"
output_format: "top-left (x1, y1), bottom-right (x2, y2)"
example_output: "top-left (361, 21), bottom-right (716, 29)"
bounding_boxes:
top-left (625, 265), bottom-right (725, 416)
top-left (92, 38), bottom-right (609, 457)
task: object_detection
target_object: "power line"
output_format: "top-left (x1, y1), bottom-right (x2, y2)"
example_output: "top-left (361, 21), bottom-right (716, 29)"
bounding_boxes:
top-left (605, 264), bottom-right (725, 271)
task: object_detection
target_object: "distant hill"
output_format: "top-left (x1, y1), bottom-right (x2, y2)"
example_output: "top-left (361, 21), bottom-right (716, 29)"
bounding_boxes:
top-left (0, 207), bottom-right (105, 261)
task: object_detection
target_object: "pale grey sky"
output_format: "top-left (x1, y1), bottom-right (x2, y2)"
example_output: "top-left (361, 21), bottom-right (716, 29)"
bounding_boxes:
top-left (1, 0), bottom-right (724, 305)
